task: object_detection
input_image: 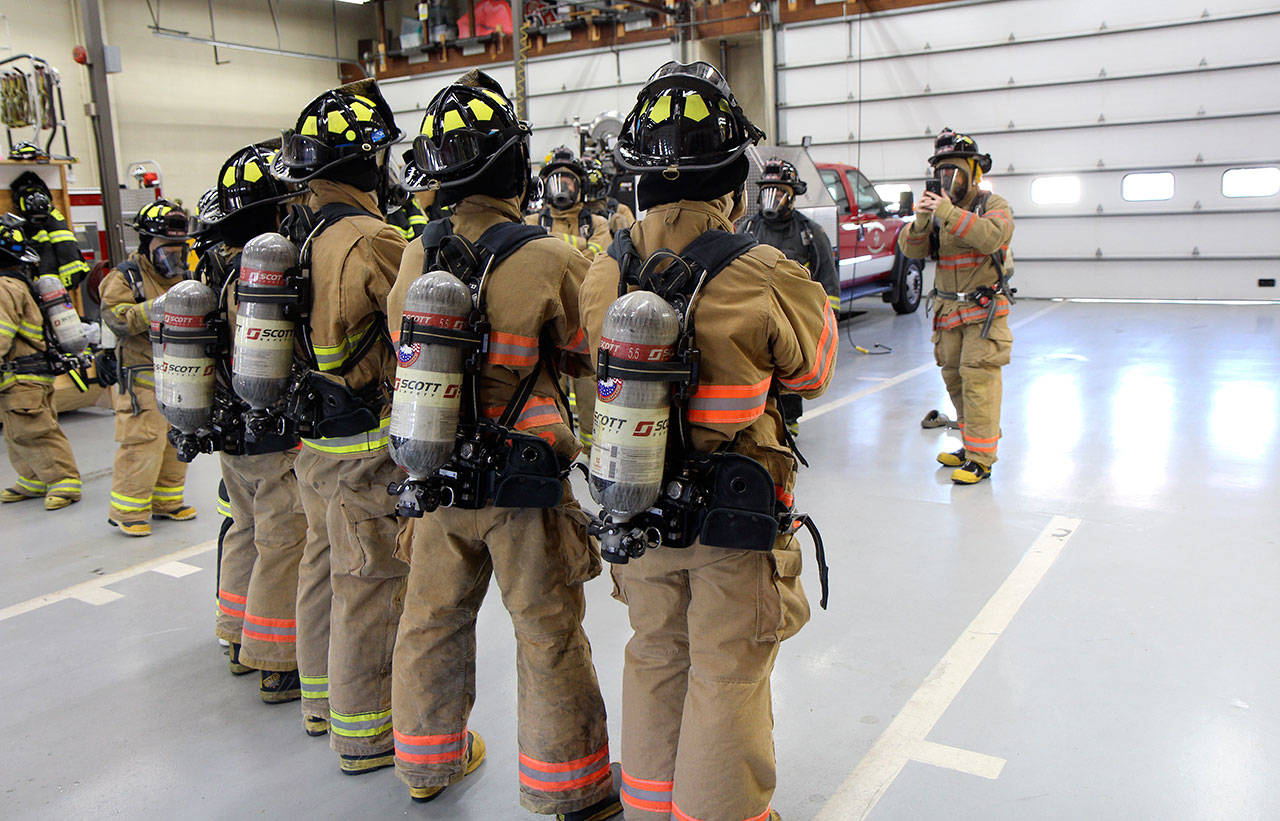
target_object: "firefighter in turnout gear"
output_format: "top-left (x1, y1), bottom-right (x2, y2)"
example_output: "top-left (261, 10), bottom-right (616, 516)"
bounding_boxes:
top-left (387, 70), bottom-right (620, 821)
top-left (582, 156), bottom-right (636, 235)
top-left (0, 222), bottom-right (81, 509)
top-left (897, 129), bottom-right (1014, 484)
top-left (737, 158), bottom-right (839, 436)
top-left (99, 199), bottom-right (197, 536)
top-left (269, 79), bottom-right (410, 768)
top-left (525, 147), bottom-right (610, 447)
top-left (580, 61), bottom-right (836, 821)
top-left (11, 172), bottom-right (90, 288)
top-left (198, 142), bottom-right (308, 701)
top-left (525, 146), bottom-right (612, 258)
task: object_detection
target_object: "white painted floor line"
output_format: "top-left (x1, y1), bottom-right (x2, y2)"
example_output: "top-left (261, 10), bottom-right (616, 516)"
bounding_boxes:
top-left (816, 515), bottom-right (1082, 821)
top-left (909, 739), bottom-right (1005, 780)
top-left (805, 302), bottom-right (1061, 423)
top-left (0, 538), bottom-right (217, 623)
top-left (152, 561), bottom-right (203, 578)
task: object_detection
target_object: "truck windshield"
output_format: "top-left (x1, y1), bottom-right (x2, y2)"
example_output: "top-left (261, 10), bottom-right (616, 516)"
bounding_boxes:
top-left (852, 171), bottom-right (882, 212)
top-left (819, 169), bottom-right (849, 214)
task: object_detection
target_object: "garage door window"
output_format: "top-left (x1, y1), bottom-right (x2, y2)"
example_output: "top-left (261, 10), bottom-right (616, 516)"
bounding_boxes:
top-left (1122, 172), bottom-right (1174, 202)
top-left (1030, 175), bottom-right (1081, 205)
top-left (1222, 167), bottom-right (1280, 198)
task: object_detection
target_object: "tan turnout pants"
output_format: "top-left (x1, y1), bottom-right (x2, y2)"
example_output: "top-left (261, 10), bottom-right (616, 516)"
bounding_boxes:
top-left (615, 537), bottom-right (809, 821)
top-left (934, 314), bottom-right (1012, 468)
top-left (214, 450), bottom-right (306, 671)
top-left (0, 384), bottom-right (80, 499)
top-left (108, 387), bottom-right (187, 521)
top-left (391, 500), bottom-right (613, 815)
top-left (294, 447), bottom-right (407, 755)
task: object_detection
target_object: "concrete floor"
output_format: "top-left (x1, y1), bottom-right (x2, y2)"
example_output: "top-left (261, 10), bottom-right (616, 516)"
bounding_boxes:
top-left (2, 300), bottom-right (1278, 819)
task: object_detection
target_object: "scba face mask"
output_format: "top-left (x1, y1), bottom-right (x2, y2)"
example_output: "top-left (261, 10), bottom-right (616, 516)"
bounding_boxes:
top-left (151, 243), bottom-right (189, 278)
top-left (937, 162), bottom-right (970, 202)
top-left (757, 185), bottom-right (792, 220)
top-left (544, 171), bottom-right (580, 210)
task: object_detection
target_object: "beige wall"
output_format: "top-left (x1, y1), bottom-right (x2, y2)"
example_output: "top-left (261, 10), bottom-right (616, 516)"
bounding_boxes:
top-left (3, 0), bottom-right (375, 208)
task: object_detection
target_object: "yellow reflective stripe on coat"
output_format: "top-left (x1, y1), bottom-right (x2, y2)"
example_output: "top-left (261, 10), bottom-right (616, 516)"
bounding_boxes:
top-left (312, 319), bottom-right (376, 372)
top-left (111, 491), bottom-right (153, 511)
top-left (301, 416), bottom-right (389, 455)
top-left (0, 373), bottom-right (55, 389)
top-left (18, 321), bottom-right (43, 342)
top-left (48, 229), bottom-right (77, 243)
top-left (329, 708), bottom-right (393, 738)
top-left (0, 318), bottom-right (17, 338)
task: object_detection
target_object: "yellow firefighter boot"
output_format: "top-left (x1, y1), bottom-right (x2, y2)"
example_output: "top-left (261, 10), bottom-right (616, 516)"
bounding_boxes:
top-left (45, 495), bottom-right (79, 510)
top-left (1, 486), bottom-right (39, 503)
top-left (108, 518), bottom-right (152, 537)
top-left (304, 715), bottom-right (330, 737)
top-left (153, 504), bottom-right (197, 521)
top-left (260, 670), bottom-right (301, 704)
top-left (936, 447), bottom-right (965, 467)
top-left (951, 460), bottom-right (992, 484)
top-left (409, 731), bottom-right (486, 802)
top-left (340, 749), bottom-right (396, 776)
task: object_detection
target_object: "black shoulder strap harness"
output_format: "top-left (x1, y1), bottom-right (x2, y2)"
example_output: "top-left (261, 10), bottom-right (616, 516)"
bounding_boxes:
top-left (278, 201), bottom-right (388, 374)
top-left (538, 207), bottom-right (595, 241)
top-left (401, 218), bottom-right (554, 430)
top-left (119, 261), bottom-right (145, 303)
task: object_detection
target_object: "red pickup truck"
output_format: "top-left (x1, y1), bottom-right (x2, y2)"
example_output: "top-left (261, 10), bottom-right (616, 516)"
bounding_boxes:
top-left (816, 162), bottom-right (923, 314)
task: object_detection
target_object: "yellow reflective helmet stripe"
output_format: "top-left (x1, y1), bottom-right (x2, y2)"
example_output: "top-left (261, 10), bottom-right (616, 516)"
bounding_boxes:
top-left (442, 109), bottom-right (466, 133)
top-left (243, 161), bottom-right (263, 183)
top-left (326, 110), bottom-right (350, 134)
top-left (647, 95), bottom-right (672, 123)
top-left (222, 166), bottom-right (238, 187)
top-left (301, 115), bottom-right (320, 137)
top-left (467, 98), bottom-right (493, 121)
top-left (349, 96), bottom-right (376, 121)
top-left (422, 114), bottom-right (435, 138)
top-left (683, 93), bottom-right (710, 122)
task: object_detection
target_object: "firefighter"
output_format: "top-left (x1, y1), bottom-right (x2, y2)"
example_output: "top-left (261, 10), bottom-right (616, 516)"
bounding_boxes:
top-left (99, 200), bottom-right (197, 536)
top-left (11, 172), bottom-right (90, 289)
top-left (579, 61), bottom-right (837, 821)
top-left (386, 70), bottom-right (620, 821)
top-left (269, 79), bottom-right (409, 770)
top-left (0, 222), bottom-right (81, 509)
top-left (197, 142), bottom-right (308, 701)
top-left (582, 156), bottom-right (635, 235)
top-left (525, 148), bottom-right (610, 447)
top-left (737, 158), bottom-right (839, 437)
top-left (524, 146), bottom-right (612, 258)
top-left (897, 129), bottom-right (1014, 484)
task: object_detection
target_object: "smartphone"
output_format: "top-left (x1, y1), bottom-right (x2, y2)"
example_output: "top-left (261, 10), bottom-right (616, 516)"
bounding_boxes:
top-left (925, 178), bottom-right (942, 196)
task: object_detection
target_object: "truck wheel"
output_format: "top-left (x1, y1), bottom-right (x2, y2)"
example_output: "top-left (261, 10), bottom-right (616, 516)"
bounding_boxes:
top-left (891, 254), bottom-right (923, 314)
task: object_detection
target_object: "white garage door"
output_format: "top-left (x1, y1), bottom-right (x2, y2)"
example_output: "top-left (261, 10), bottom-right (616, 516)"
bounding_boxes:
top-left (775, 0), bottom-right (1280, 299)
top-left (379, 41), bottom-right (674, 168)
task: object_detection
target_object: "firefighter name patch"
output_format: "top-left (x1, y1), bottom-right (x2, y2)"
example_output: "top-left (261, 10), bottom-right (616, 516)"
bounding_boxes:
top-left (597, 378), bottom-right (621, 403)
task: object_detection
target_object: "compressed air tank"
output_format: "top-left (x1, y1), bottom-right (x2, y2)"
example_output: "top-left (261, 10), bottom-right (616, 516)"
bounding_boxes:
top-left (158, 280), bottom-right (217, 434)
top-left (389, 270), bottom-right (472, 480)
top-left (232, 232), bottom-right (298, 410)
top-left (588, 290), bottom-right (679, 520)
top-left (148, 293), bottom-right (167, 414)
top-left (33, 275), bottom-right (87, 353)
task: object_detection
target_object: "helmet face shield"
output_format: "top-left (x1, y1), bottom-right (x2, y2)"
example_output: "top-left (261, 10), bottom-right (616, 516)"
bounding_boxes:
top-left (544, 171), bottom-right (580, 209)
top-left (150, 243), bottom-right (189, 278)
top-left (758, 185), bottom-right (791, 219)
top-left (279, 131), bottom-right (336, 174)
top-left (412, 130), bottom-right (491, 175)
